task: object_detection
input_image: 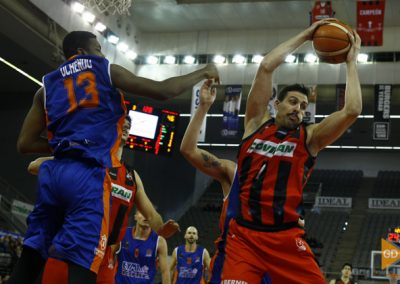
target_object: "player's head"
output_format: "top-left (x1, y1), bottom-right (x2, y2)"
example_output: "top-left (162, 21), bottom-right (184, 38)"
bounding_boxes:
top-left (341, 263), bottom-right (352, 278)
top-left (135, 211), bottom-right (150, 228)
top-left (184, 226), bottom-right (198, 244)
top-left (122, 115), bottom-right (132, 144)
top-left (274, 84), bottom-right (309, 129)
top-left (63, 31), bottom-right (104, 59)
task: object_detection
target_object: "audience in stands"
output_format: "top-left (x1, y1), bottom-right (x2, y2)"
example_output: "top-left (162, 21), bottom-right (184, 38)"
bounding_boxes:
top-left (0, 233), bottom-right (23, 282)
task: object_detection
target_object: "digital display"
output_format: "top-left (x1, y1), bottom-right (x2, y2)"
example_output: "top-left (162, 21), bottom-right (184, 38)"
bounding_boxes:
top-left (124, 102), bottom-right (179, 156)
top-left (387, 227), bottom-right (400, 243)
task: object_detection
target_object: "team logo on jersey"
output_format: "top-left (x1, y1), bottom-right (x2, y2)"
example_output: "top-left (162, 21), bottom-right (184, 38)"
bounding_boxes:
top-left (146, 249), bottom-right (153, 257)
top-left (126, 172), bottom-right (133, 181)
top-left (186, 257), bottom-right (192, 264)
top-left (195, 256), bottom-right (200, 263)
top-left (134, 248), bottom-right (140, 258)
top-left (111, 183), bottom-right (133, 202)
top-left (295, 238), bottom-right (307, 252)
top-left (247, 140), bottom-right (297, 158)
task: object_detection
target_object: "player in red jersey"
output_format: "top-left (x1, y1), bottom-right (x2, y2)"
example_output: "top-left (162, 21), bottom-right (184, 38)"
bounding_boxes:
top-left (220, 20), bottom-right (362, 283)
top-left (329, 263), bottom-right (354, 284)
top-left (27, 116), bottom-right (179, 284)
top-left (13, 30), bottom-right (218, 284)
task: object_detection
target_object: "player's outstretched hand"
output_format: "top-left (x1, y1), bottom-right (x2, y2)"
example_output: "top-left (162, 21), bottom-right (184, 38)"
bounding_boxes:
top-left (346, 31), bottom-right (361, 63)
top-left (204, 63), bottom-right (220, 84)
top-left (157, 219), bottom-right (180, 239)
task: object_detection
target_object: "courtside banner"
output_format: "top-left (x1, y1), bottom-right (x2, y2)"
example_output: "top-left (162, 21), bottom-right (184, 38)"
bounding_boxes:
top-left (304, 85), bottom-right (317, 124)
top-left (315, 196), bottom-right (352, 208)
top-left (369, 198), bottom-right (400, 209)
top-left (357, 0), bottom-right (385, 46)
top-left (373, 84), bottom-right (391, 140)
top-left (11, 199), bottom-right (34, 218)
top-left (191, 80), bottom-right (207, 142)
top-left (310, 1), bottom-right (334, 24)
top-left (221, 85), bottom-right (242, 138)
top-left (336, 84), bottom-right (346, 111)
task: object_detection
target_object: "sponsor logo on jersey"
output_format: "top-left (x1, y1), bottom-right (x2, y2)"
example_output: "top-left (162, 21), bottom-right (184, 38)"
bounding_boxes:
top-left (178, 267), bottom-right (198, 279)
top-left (121, 261), bottom-right (150, 279)
top-left (111, 183), bottom-right (133, 202)
top-left (295, 238), bottom-right (307, 252)
top-left (134, 248), bottom-right (140, 258)
top-left (247, 139), bottom-right (297, 158)
top-left (221, 280), bottom-right (248, 284)
top-left (146, 249), bottom-right (153, 257)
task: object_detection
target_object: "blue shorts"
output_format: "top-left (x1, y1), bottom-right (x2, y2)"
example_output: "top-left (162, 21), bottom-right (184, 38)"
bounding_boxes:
top-left (23, 158), bottom-right (111, 273)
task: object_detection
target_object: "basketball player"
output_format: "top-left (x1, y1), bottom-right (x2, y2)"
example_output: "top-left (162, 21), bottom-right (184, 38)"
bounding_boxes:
top-left (115, 211), bottom-right (169, 284)
top-left (170, 226), bottom-right (211, 284)
top-left (27, 116), bottom-right (180, 284)
top-left (220, 20), bottom-right (362, 283)
top-left (13, 30), bottom-right (218, 284)
top-left (329, 263), bottom-right (354, 284)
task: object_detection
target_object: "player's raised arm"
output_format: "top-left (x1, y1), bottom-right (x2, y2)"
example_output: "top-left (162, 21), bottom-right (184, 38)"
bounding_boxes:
top-left (244, 19), bottom-right (329, 138)
top-left (307, 32), bottom-right (362, 156)
top-left (110, 63), bottom-right (219, 101)
top-left (180, 80), bottom-right (235, 197)
top-left (157, 237), bottom-right (170, 284)
top-left (17, 88), bottom-right (51, 154)
top-left (170, 247), bottom-right (178, 281)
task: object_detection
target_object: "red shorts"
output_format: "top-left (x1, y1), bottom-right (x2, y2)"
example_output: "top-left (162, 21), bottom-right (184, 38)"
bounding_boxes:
top-left (96, 246), bottom-right (118, 284)
top-left (220, 220), bottom-right (325, 284)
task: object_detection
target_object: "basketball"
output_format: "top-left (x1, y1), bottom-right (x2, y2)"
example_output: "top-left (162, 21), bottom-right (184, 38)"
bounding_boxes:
top-left (312, 20), bottom-right (354, 64)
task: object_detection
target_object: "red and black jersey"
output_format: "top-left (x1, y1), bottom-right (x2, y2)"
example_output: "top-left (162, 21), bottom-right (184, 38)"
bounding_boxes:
top-left (335, 279), bottom-right (354, 284)
top-left (237, 119), bottom-right (315, 230)
top-left (107, 163), bottom-right (137, 245)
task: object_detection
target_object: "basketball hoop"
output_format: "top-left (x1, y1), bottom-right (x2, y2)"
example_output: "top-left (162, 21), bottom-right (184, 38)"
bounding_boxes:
top-left (82, 0), bottom-right (132, 15)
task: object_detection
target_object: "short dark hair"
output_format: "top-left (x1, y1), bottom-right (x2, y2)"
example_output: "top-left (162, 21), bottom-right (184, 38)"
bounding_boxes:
top-left (63, 31), bottom-right (96, 59)
top-left (342, 263), bottom-right (352, 270)
top-left (277, 84), bottom-right (309, 101)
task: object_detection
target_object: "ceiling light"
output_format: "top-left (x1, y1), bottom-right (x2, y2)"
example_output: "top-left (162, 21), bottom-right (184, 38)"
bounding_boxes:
top-left (117, 42), bottom-right (129, 53)
top-left (107, 35), bottom-right (119, 45)
top-left (304, 53), bottom-right (317, 63)
top-left (82, 11), bottom-right (95, 23)
top-left (357, 53), bottom-right (369, 63)
top-left (213, 55), bottom-right (226, 64)
top-left (126, 51), bottom-right (137, 60)
top-left (94, 22), bottom-right (106, 32)
top-left (232, 54), bottom-right (246, 64)
top-left (71, 2), bottom-right (85, 13)
top-left (146, 56), bottom-right (159, 65)
top-left (285, 54), bottom-right (296, 63)
top-left (183, 55), bottom-right (195, 64)
top-left (164, 56), bottom-right (176, 64)
top-left (251, 55), bottom-right (263, 64)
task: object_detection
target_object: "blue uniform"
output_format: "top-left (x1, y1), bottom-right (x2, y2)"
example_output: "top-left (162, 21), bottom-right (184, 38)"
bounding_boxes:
top-left (173, 245), bottom-right (205, 284)
top-left (23, 55), bottom-right (126, 273)
top-left (116, 228), bottom-right (159, 284)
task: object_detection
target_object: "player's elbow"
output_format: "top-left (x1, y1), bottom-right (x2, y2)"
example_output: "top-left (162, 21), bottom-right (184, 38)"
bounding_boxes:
top-left (345, 105), bottom-right (362, 118)
top-left (260, 56), bottom-right (276, 73)
top-left (16, 136), bottom-right (30, 154)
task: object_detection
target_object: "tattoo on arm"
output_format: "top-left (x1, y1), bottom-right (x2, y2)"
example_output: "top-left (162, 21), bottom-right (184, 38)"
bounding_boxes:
top-left (201, 153), bottom-right (221, 168)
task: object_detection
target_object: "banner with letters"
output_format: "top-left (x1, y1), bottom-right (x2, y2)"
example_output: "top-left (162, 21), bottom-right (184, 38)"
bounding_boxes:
top-left (369, 198), bottom-right (400, 209)
top-left (221, 85), bottom-right (242, 138)
top-left (336, 84), bottom-right (346, 111)
top-left (310, 1), bottom-right (334, 24)
top-left (373, 84), bottom-right (391, 140)
top-left (11, 199), bottom-right (33, 218)
top-left (304, 85), bottom-right (317, 124)
top-left (191, 80), bottom-right (207, 142)
top-left (357, 0), bottom-right (385, 46)
top-left (315, 196), bottom-right (352, 208)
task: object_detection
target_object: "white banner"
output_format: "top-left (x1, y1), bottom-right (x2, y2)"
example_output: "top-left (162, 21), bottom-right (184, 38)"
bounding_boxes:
top-left (315, 196), bottom-right (352, 208)
top-left (12, 200), bottom-right (33, 218)
top-left (190, 80), bottom-right (207, 142)
top-left (369, 198), bottom-right (400, 209)
top-left (267, 84), bottom-right (278, 118)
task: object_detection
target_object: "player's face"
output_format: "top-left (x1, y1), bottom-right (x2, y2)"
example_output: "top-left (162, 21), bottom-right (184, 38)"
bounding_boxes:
top-left (275, 91), bottom-right (308, 129)
top-left (135, 212), bottom-right (150, 227)
top-left (121, 119), bottom-right (131, 143)
top-left (81, 38), bottom-right (104, 57)
top-left (342, 265), bottom-right (352, 277)
top-left (184, 227), bottom-right (198, 244)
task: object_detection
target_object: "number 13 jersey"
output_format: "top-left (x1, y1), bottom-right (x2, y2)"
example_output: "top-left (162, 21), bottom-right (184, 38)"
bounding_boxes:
top-left (43, 55), bottom-right (126, 168)
top-left (237, 119), bottom-right (315, 230)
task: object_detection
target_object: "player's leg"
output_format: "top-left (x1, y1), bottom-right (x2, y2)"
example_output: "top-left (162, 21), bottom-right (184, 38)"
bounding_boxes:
top-left (220, 220), bottom-right (264, 283)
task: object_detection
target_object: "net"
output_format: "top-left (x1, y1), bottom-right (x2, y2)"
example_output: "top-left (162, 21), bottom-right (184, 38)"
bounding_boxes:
top-left (82, 0), bottom-right (132, 15)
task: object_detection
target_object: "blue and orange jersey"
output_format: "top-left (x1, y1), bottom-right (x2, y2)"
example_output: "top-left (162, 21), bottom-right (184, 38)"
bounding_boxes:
top-left (173, 245), bottom-right (206, 284)
top-left (237, 119), bottom-right (315, 230)
top-left (116, 228), bottom-right (159, 284)
top-left (43, 55), bottom-right (126, 168)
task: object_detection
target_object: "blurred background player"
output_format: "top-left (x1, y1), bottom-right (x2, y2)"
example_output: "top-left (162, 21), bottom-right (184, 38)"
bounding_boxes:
top-left (115, 211), bottom-right (169, 284)
top-left (28, 116), bottom-right (179, 284)
top-left (220, 19), bottom-right (362, 283)
top-left (170, 226), bottom-right (211, 284)
top-left (13, 30), bottom-right (218, 284)
top-left (329, 263), bottom-right (354, 284)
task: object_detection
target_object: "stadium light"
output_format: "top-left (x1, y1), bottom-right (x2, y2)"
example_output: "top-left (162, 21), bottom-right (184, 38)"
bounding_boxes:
top-left (285, 54), bottom-right (296, 63)
top-left (304, 53), bottom-right (318, 63)
top-left (183, 55), bottom-right (195, 64)
top-left (82, 11), bottom-right (95, 23)
top-left (71, 2), bottom-right (85, 13)
top-left (146, 55), bottom-right (159, 65)
top-left (126, 51), bottom-right (137, 60)
top-left (94, 22), bottom-right (107, 32)
top-left (107, 35), bottom-right (119, 45)
top-left (232, 54), bottom-right (246, 64)
top-left (357, 53), bottom-right (369, 63)
top-left (251, 54), bottom-right (263, 64)
top-left (117, 42), bottom-right (129, 53)
top-left (164, 56), bottom-right (176, 64)
top-left (213, 55), bottom-right (226, 64)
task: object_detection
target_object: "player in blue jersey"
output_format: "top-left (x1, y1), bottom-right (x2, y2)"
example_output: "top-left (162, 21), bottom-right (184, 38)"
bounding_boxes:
top-left (115, 211), bottom-right (169, 284)
top-left (12, 31), bottom-right (219, 284)
top-left (170, 226), bottom-right (211, 284)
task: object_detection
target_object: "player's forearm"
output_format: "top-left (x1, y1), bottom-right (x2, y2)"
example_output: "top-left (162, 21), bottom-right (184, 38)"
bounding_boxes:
top-left (148, 212), bottom-right (164, 233)
top-left (180, 105), bottom-right (209, 155)
top-left (17, 136), bottom-right (51, 154)
top-left (261, 31), bottom-right (308, 73)
top-left (344, 62), bottom-right (362, 116)
top-left (161, 270), bottom-right (170, 284)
